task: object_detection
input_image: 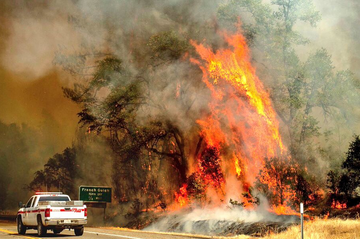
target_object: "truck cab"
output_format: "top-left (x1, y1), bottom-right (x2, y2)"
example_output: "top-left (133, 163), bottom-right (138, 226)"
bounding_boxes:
top-left (17, 192), bottom-right (87, 236)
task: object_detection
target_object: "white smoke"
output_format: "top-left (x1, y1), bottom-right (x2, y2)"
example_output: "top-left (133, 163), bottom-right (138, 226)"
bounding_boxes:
top-left (145, 204), bottom-right (299, 236)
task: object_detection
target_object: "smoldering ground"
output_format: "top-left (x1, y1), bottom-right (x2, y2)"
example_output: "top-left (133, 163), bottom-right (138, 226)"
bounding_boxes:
top-left (145, 204), bottom-right (300, 236)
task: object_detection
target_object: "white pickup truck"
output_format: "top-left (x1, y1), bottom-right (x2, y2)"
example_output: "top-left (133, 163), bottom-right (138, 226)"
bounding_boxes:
top-left (17, 192), bottom-right (87, 236)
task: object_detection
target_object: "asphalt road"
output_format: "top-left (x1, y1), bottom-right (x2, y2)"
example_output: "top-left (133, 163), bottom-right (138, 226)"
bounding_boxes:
top-left (0, 221), bottom-right (222, 239)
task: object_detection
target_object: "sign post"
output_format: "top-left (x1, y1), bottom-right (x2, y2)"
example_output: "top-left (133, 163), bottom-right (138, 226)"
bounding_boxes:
top-left (79, 186), bottom-right (112, 222)
top-left (300, 202), bottom-right (304, 239)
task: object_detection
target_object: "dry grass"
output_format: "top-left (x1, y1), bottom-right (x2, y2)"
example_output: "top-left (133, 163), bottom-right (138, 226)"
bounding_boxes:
top-left (107, 218), bottom-right (360, 239)
top-left (254, 218), bottom-right (360, 239)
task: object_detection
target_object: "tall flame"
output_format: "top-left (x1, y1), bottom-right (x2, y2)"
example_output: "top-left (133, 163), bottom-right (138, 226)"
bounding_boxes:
top-left (185, 31), bottom-right (285, 205)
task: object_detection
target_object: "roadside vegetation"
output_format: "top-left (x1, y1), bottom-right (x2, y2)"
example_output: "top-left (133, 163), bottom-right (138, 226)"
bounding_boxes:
top-left (260, 218), bottom-right (360, 239)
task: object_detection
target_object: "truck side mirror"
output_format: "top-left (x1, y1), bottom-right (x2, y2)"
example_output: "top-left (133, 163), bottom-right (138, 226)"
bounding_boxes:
top-left (18, 202), bottom-right (25, 208)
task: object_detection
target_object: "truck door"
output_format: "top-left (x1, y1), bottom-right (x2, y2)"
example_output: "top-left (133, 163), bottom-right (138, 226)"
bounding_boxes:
top-left (22, 197), bottom-right (34, 225)
top-left (28, 196), bottom-right (38, 226)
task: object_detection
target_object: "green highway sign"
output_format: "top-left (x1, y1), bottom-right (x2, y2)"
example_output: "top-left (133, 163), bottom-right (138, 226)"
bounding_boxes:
top-left (79, 186), bottom-right (112, 203)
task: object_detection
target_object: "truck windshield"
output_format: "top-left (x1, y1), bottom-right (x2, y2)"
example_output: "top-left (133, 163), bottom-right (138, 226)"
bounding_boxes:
top-left (39, 196), bottom-right (70, 202)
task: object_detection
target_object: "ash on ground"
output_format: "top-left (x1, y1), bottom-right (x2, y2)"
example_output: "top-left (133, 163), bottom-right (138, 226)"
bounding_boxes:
top-left (145, 207), bottom-right (300, 237)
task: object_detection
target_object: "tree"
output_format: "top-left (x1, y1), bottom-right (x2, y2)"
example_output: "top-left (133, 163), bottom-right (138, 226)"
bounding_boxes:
top-left (218, 0), bottom-right (360, 183)
top-left (59, 31), bottom-right (194, 205)
top-left (327, 170), bottom-right (340, 198)
top-left (220, 0), bottom-right (318, 147)
top-left (256, 157), bottom-right (297, 206)
top-left (28, 147), bottom-right (77, 198)
top-left (0, 122), bottom-right (38, 210)
top-left (342, 135), bottom-right (360, 174)
top-left (256, 156), bottom-right (319, 207)
top-left (325, 136), bottom-right (360, 207)
top-left (340, 135), bottom-right (360, 206)
top-left (52, 0), bottom-right (360, 211)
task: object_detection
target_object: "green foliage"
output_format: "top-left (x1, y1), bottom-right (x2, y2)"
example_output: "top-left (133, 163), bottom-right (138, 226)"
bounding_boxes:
top-left (327, 170), bottom-right (340, 195)
top-left (60, 48), bottom-right (190, 207)
top-left (0, 122), bottom-right (39, 210)
top-left (340, 135), bottom-right (360, 203)
top-left (326, 136), bottom-right (360, 206)
top-left (343, 135), bottom-right (360, 172)
top-left (28, 147), bottom-right (77, 198)
top-left (272, 0), bottom-right (321, 27)
top-left (147, 31), bottom-right (190, 64)
top-left (91, 57), bottom-right (124, 89)
top-left (218, 0), bottom-right (274, 45)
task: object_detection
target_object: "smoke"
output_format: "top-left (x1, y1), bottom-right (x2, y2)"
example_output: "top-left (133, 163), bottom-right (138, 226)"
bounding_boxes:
top-left (0, 0), bottom-right (360, 232)
top-left (0, 1), bottom-right (77, 79)
top-left (145, 205), bottom-right (299, 236)
top-left (315, 0), bottom-right (360, 124)
top-left (0, 1), bottom-right (81, 210)
top-left (0, 121), bottom-right (60, 210)
top-left (295, 0), bottom-right (360, 170)
top-left (307, 0), bottom-right (360, 74)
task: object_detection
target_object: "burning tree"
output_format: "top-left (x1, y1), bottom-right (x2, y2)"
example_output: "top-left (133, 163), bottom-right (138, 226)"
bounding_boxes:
top-left (218, 0), bottom-right (359, 169)
top-left (48, 0), bottom-right (359, 219)
top-left (62, 56), bottom-right (191, 205)
top-left (187, 31), bottom-right (288, 208)
top-left (57, 24), bottom-right (196, 210)
top-left (59, 11), bottom-right (303, 213)
top-left (256, 157), bottom-right (297, 208)
top-left (256, 156), bottom-right (320, 211)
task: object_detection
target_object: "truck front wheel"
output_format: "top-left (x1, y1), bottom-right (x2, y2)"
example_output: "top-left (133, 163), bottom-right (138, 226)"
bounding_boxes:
top-left (74, 226), bottom-right (84, 236)
top-left (37, 216), bottom-right (47, 236)
top-left (16, 216), bottom-right (26, 235)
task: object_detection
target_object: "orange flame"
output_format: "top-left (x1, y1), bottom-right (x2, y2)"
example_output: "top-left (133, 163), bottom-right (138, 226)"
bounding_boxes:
top-left (234, 154), bottom-right (242, 177)
top-left (331, 200), bottom-right (347, 209)
top-left (324, 212), bottom-right (330, 220)
top-left (171, 26), bottom-right (292, 212)
top-left (175, 184), bottom-right (189, 207)
top-left (270, 204), bottom-right (295, 215)
top-left (187, 31), bottom-right (285, 205)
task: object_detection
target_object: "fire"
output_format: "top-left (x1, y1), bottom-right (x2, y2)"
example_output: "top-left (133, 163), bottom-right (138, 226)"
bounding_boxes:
top-left (170, 22), bottom-right (295, 214)
top-left (270, 204), bottom-right (296, 215)
top-left (179, 30), bottom-right (285, 207)
top-left (234, 154), bottom-right (242, 177)
top-left (175, 184), bottom-right (189, 207)
top-left (331, 200), bottom-right (347, 209)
